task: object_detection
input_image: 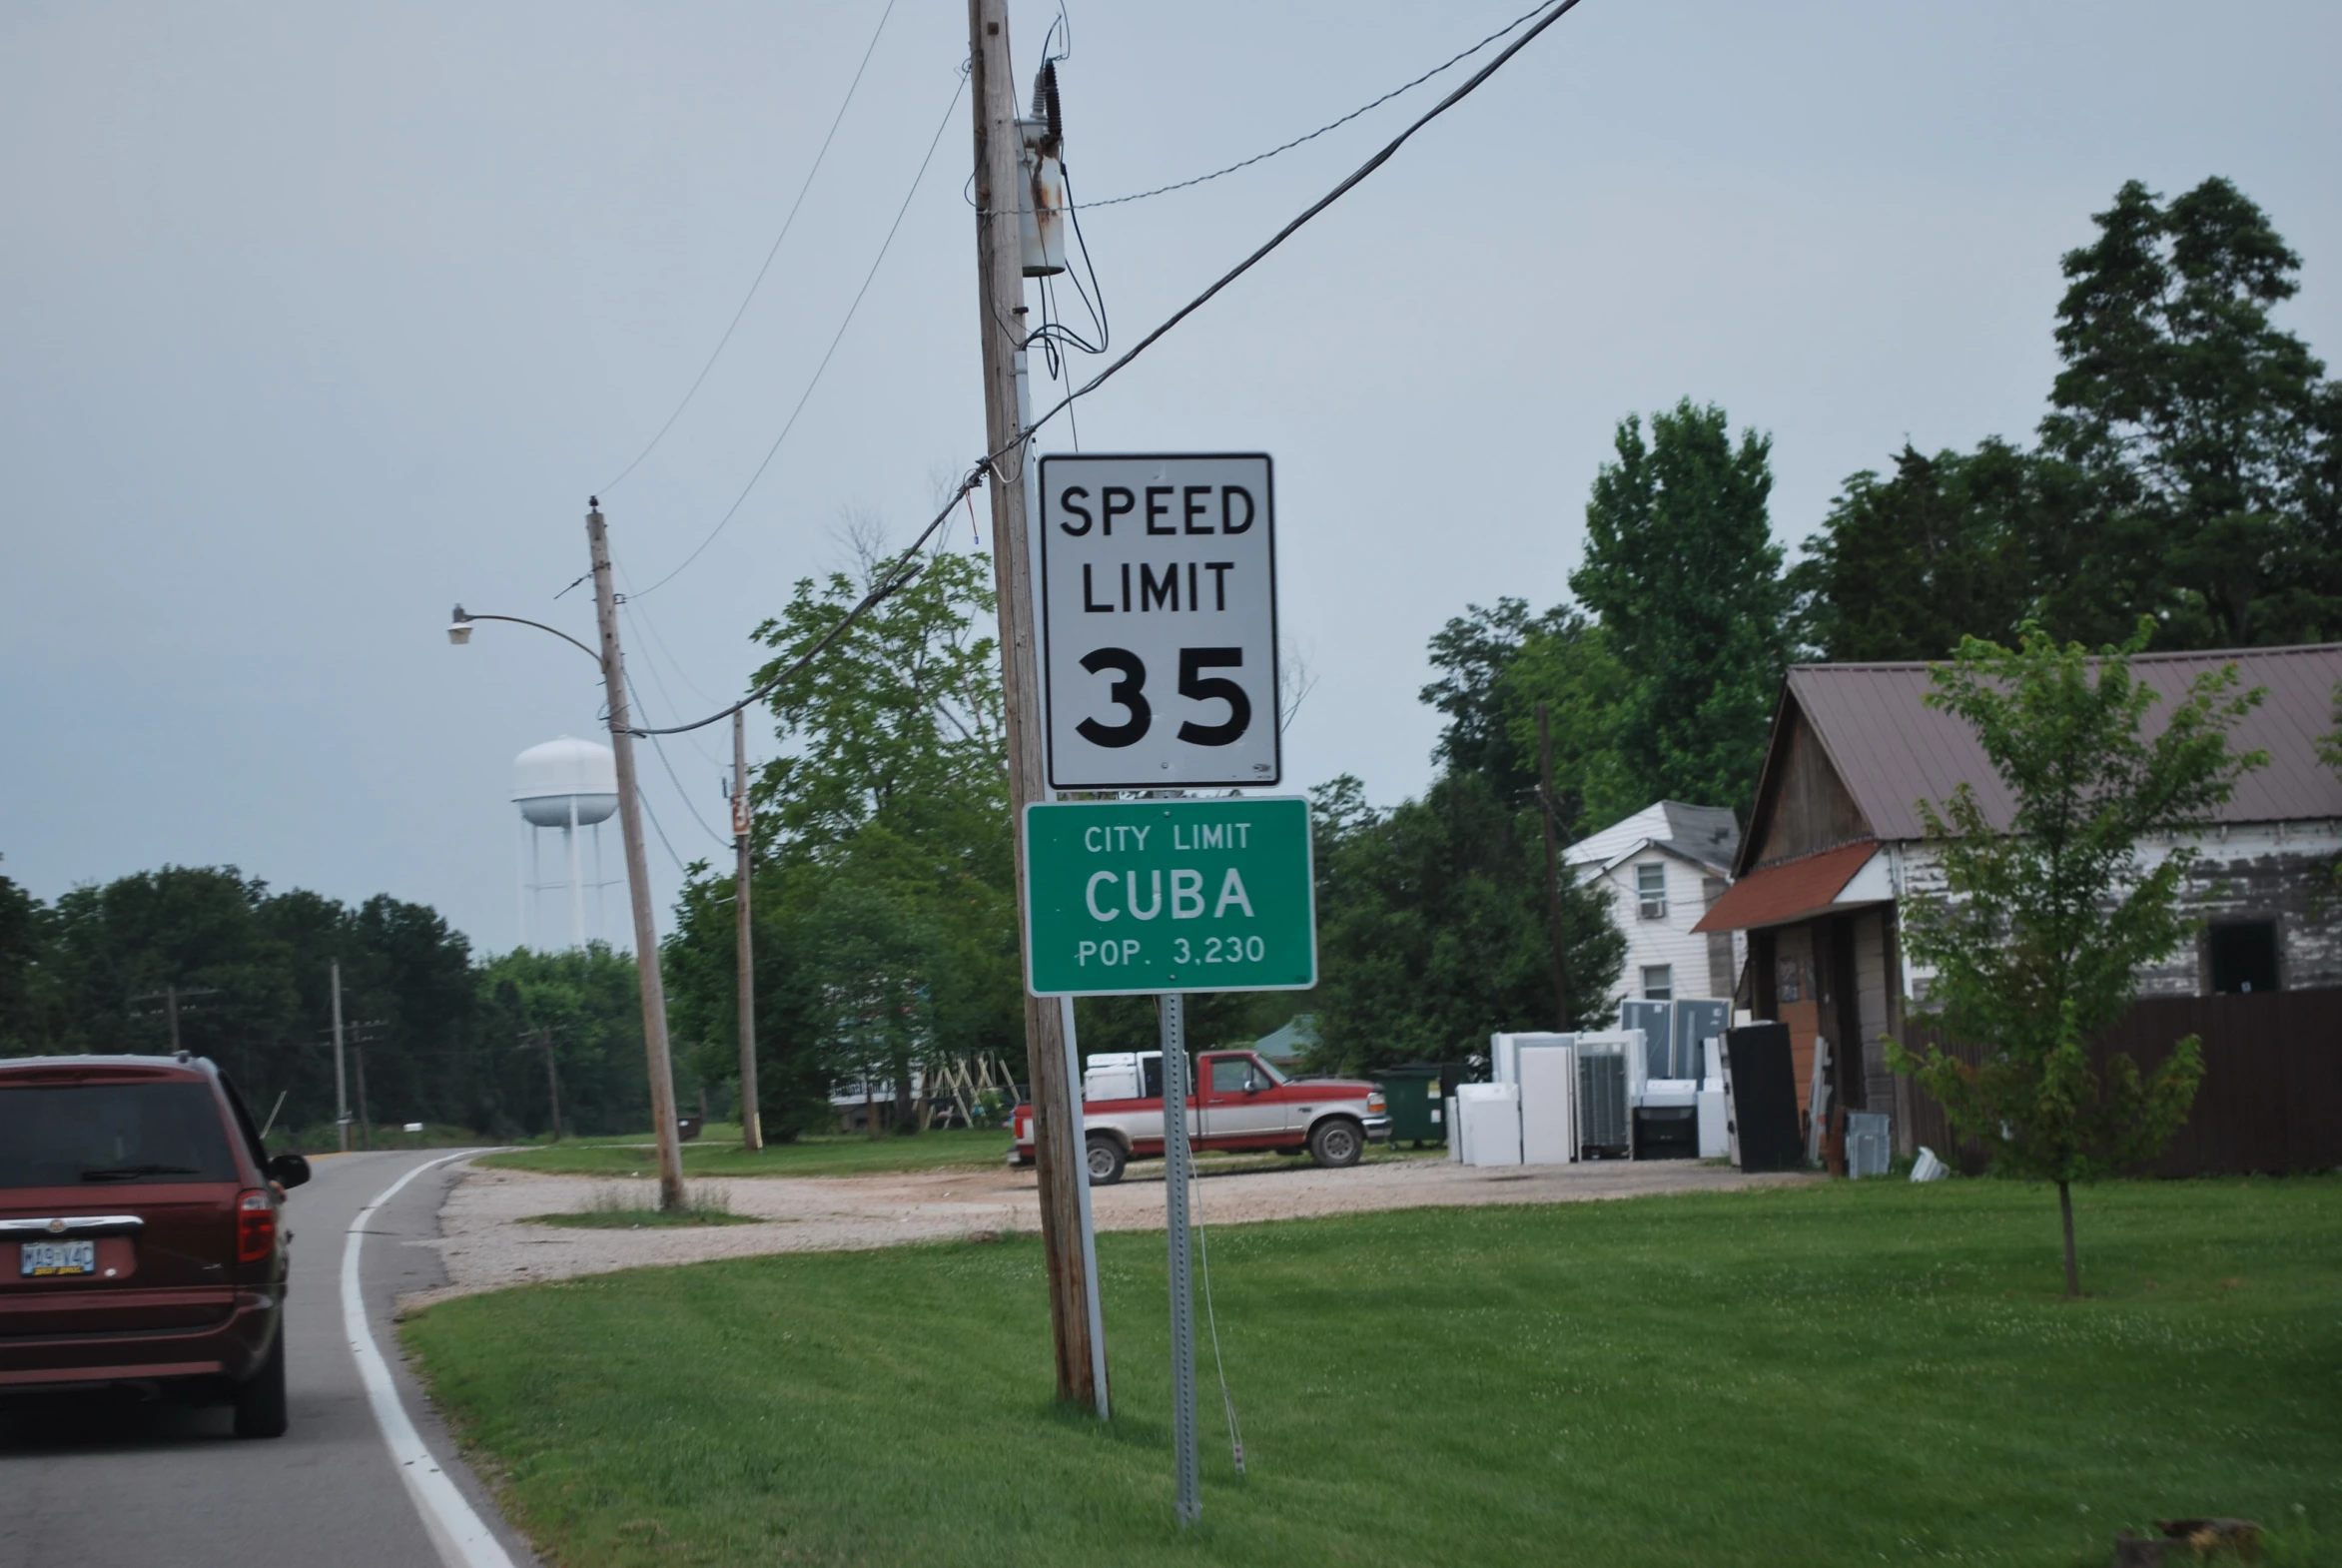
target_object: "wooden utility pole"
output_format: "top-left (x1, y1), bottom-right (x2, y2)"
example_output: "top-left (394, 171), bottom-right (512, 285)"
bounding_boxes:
top-left (331, 960), bottom-right (351, 1153)
top-left (353, 1045), bottom-right (373, 1151)
top-left (586, 500), bottom-right (689, 1212)
top-left (732, 709), bottom-right (763, 1150)
top-left (1537, 702), bottom-right (1573, 1031)
top-left (969, 0), bottom-right (1098, 1410)
top-left (540, 1026), bottom-right (562, 1142)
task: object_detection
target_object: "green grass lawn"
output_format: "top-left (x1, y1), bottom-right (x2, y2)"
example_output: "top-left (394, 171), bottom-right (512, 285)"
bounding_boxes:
top-left (401, 1177), bottom-right (2340, 1568)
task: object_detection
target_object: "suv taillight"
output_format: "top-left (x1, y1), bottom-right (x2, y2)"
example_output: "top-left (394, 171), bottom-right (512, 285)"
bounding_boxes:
top-left (237, 1189), bottom-right (277, 1262)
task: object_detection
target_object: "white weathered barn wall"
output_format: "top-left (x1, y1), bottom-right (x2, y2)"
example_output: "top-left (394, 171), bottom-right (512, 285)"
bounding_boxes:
top-left (1879, 824), bottom-right (2342, 1002)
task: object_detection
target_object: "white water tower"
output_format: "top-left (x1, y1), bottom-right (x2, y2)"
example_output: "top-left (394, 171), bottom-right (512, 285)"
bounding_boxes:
top-left (513, 737), bottom-right (619, 950)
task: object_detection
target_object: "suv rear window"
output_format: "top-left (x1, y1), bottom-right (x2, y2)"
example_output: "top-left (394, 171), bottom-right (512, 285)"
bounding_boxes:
top-left (0, 1082), bottom-right (240, 1188)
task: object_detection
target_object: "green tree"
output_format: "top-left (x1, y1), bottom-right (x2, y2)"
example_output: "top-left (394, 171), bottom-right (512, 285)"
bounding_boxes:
top-left (1306, 771), bottom-right (1623, 1077)
top-left (1788, 440), bottom-right (2066, 661)
top-left (661, 547), bottom-right (1023, 1137)
top-left (474, 945), bottom-right (647, 1138)
top-left (1496, 614), bottom-right (1637, 835)
top-left (751, 549), bottom-right (1006, 849)
top-left (1570, 399), bottom-right (1789, 819)
top-left (2040, 177), bottom-right (2342, 647)
top-left (1891, 623), bottom-right (2266, 1295)
top-left (1421, 598), bottom-right (1574, 806)
top-left (10, 864), bottom-right (534, 1139)
top-left (0, 875), bottom-right (53, 1052)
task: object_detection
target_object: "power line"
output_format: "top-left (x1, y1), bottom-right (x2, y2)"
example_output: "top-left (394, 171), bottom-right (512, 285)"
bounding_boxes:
top-left (619, 593), bottom-right (726, 771)
top-left (599, 0), bottom-right (901, 495)
top-left (1082, 1), bottom-right (1551, 209)
top-left (624, 666), bottom-right (731, 851)
top-left (626, 0), bottom-right (1586, 737)
top-left (1026, 0), bottom-right (1590, 450)
top-left (638, 785), bottom-right (694, 878)
top-left (631, 67), bottom-right (970, 599)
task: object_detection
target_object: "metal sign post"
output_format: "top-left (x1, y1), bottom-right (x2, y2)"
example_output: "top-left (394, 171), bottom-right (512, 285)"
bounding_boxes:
top-left (1025, 795), bottom-right (1317, 1525)
top-left (1060, 994), bottom-right (1110, 1420)
top-left (1027, 450), bottom-right (1294, 1526)
top-left (1159, 992), bottom-right (1200, 1526)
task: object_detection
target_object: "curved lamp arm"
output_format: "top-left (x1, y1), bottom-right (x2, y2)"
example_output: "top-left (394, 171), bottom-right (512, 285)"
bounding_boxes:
top-left (447, 604), bottom-right (601, 666)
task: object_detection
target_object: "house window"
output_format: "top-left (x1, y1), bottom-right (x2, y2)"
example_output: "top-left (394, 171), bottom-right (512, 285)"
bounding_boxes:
top-left (1643, 965), bottom-right (1674, 1002)
top-left (2209, 921), bottom-right (2280, 995)
top-left (1636, 863), bottom-right (1668, 921)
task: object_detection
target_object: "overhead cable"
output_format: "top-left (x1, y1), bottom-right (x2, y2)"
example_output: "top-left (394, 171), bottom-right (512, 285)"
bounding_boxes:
top-left (627, 668), bottom-right (732, 850)
top-left (1081, 0), bottom-right (1551, 209)
top-left (599, 0), bottom-right (901, 495)
top-left (630, 67), bottom-right (970, 600)
top-left (625, 0), bottom-right (1586, 737)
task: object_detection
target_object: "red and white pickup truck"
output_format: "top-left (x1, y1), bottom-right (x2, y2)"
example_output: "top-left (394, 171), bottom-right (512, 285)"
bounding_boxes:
top-left (1011, 1049), bottom-right (1388, 1184)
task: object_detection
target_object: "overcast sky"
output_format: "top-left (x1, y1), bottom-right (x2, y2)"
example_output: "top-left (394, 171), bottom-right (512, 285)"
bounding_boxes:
top-left (5, 0), bottom-right (2338, 955)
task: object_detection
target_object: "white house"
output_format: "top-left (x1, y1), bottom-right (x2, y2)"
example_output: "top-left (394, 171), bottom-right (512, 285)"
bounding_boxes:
top-left (1565, 801), bottom-right (1744, 1008)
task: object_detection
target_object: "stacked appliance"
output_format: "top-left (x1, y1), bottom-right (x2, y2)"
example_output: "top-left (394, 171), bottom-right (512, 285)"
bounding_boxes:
top-left (1615, 999), bottom-right (1734, 1160)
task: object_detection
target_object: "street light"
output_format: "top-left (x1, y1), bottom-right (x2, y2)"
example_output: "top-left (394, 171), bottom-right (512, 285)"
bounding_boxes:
top-left (445, 529), bottom-right (690, 1212)
top-left (447, 603), bottom-right (598, 662)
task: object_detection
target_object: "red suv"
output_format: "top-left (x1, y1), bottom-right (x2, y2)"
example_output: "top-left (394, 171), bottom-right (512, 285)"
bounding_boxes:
top-left (0, 1054), bottom-right (311, 1437)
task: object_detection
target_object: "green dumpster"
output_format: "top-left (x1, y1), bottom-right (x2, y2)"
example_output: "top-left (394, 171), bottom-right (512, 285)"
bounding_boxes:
top-left (1377, 1062), bottom-right (1461, 1148)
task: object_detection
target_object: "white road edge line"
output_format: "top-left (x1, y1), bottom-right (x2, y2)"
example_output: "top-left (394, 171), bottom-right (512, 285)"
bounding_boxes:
top-left (342, 1152), bottom-right (518, 1568)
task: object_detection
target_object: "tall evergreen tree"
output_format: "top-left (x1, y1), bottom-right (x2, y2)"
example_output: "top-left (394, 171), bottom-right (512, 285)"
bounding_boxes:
top-left (1788, 440), bottom-right (2058, 662)
top-left (1570, 399), bottom-right (1788, 820)
top-left (2040, 177), bottom-right (2342, 647)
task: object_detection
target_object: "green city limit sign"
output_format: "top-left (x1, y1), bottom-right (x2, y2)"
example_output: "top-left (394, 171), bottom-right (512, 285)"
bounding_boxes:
top-left (1022, 797), bottom-right (1316, 997)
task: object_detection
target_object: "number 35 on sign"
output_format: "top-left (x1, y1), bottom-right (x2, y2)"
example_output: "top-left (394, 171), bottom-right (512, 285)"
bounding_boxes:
top-left (1037, 453), bottom-right (1279, 789)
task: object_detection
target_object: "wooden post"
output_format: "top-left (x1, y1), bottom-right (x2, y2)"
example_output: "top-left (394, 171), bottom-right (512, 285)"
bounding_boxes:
top-left (968, 0), bottom-right (1096, 1409)
top-left (586, 501), bottom-right (688, 1212)
top-left (354, 1045), bottom-right (372, 1152)
top-left (331, 960), bottom-right (351, 1153)
top-left (541, 1027), bottom-right (562, 1142)
top-left (733, 709), bottom-right (763, 1150)
top-left (1537, 702), bottom-right (1573, 1031)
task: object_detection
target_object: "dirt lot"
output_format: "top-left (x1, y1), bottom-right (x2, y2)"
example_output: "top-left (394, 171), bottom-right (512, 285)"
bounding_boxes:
top-left (408, 1154), bottom-right (1812, 1308)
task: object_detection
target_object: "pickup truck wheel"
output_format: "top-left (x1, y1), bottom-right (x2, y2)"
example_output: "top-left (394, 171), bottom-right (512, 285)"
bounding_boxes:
top-left (233, 1317), bottom-right (289, 1439)
top-left (1086, 1135), bottom-right (1127, 1185)
top-left (1308, 1118), bottom-right (1363, 1170)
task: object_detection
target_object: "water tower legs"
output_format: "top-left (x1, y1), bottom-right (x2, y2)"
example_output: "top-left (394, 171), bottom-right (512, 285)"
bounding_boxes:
top-left (565, 795), bottom-right (585, 950)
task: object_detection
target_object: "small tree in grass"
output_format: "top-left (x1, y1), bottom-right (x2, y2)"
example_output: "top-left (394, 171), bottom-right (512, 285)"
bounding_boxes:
top-left (1891, 621), bottom-right (2266, 1296)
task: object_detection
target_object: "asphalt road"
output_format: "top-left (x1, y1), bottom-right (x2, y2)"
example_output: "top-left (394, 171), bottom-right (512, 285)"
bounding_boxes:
top-left (0, 1149), bottom-right (535, 1568)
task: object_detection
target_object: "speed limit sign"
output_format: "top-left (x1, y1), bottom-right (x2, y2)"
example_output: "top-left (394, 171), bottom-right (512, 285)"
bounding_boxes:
top-left (1036, 453), bottom-right (1279, 790)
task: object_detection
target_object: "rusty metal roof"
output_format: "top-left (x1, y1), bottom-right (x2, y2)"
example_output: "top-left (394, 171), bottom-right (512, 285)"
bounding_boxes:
top-left (1693, 842), bottom-right (1879, 934)
top-left (1784, 643), bottom-right (2342, 843)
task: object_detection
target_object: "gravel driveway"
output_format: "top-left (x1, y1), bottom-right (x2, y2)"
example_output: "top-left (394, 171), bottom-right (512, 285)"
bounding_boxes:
top-left (410, 1155), bottom-right (1812, 1308)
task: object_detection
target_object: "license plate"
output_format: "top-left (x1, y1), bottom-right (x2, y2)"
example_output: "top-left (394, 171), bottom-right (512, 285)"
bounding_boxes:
top-left (20, 1239), bottom-right (97, 1277)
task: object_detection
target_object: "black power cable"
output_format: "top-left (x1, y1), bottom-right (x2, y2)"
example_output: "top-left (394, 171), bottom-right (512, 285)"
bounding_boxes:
top-left (600, 0), bottom-right (902, 496)
top-left (632, 65), bottom-right (970, 599)
top-left (626, 0), bottom-right (1588, 738)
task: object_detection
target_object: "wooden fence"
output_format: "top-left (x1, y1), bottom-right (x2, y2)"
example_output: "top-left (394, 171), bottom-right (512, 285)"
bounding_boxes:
top-left (1901, 987), bottom-right (2342, 1176)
